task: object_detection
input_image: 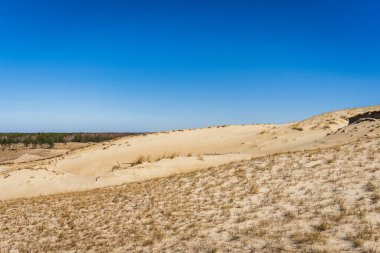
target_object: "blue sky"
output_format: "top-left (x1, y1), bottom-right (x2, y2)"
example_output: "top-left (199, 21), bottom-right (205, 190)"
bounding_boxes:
top-left (0, 0), bottom-right (379, 132)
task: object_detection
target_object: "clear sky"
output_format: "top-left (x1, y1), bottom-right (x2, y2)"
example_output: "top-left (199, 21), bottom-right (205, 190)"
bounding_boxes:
top-left (0, 0), bottom-right (379, 132)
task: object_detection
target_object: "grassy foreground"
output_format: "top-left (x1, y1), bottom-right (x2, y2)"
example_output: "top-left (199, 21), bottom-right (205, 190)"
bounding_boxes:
top-left (1, 136), bottom-right (379, 252)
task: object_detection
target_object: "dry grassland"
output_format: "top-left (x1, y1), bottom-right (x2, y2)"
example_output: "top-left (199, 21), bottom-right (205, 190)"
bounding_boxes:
top-left (1, 136), bottom-right (379, 252)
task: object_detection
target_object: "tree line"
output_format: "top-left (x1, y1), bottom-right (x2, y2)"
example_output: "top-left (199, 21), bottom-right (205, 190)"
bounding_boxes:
top-left (0, 133), bottom-right (140, 150)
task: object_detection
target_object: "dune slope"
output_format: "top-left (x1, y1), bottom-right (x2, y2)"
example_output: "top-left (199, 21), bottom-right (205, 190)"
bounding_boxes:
top-left (1, 134), bottom-right (379, 252)
top-left (0, 105), bottom-right (379, 200)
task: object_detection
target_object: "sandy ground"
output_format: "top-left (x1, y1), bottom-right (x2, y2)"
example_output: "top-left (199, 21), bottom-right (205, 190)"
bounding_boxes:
top-left (0, 105), bottom-right (379, 200)
top-left (1, 128), bottom-right (379, 252)
top-left (0, 142), bottom-right (90, 164)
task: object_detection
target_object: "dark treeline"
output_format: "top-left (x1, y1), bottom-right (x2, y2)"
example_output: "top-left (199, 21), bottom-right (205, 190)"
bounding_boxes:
top-left (0, 133), bottom-right (142, 150)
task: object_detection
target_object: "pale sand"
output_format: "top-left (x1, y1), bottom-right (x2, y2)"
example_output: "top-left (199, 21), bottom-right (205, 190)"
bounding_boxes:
top-left (0, 105), bottom-right (379, 200)
top-left (1, 129), bottom-right (379, 252)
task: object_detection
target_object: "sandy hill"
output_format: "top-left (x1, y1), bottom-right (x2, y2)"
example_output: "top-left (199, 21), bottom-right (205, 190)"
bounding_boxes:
top-left (1, 117), bottom-right (379, 252)
top-left (0, 105), bottom-right (379, 200)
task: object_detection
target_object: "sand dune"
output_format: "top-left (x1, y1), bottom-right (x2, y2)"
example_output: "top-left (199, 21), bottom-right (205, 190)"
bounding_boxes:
top-left (1, 105), bottom-right (380, 252)
top-left (1, 120), bottom-right (379, 252)
top-left (0, 105), bottom-right (379, 200)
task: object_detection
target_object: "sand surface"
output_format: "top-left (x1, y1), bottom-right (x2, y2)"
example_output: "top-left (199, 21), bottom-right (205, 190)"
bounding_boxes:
top-left (1, 105), bottom-right (380, 252)
top-left (0, 105), bottom-right (379, 200)
top-left (1, 123), bottom-right (379, 252)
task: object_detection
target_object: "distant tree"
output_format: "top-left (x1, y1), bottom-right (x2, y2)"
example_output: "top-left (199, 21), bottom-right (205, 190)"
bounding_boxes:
top-left (47, 139), bottom-right (54, 149)
top-left (32, 139), bottom-right (38, 149)
top-left (23, 137), bottom-right (32, 147)
top-left (73, 134), bottom-right (83, 142)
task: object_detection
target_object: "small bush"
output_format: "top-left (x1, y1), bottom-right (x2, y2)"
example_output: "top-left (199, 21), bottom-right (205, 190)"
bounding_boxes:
top-left (131, 156), bottom-right (147, 166)
top-left (291, 124), bottom-right (304, 131)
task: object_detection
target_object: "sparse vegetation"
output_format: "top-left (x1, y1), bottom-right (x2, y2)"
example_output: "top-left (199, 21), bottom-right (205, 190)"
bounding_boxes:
top-left (131, 155), bottom-right (147, 166)
top-left (291, 231), bottom-right (325, 245)
top-left (3, 136), bottom-right (378, 252)
top-left (291, 124), bottom-right (304, 131)
top-left (165, 152), bottom-right (179, 159)
top-left (1, 107), bottom-right (380, 252)
top-left (130, 153), bottom-right (181, 167)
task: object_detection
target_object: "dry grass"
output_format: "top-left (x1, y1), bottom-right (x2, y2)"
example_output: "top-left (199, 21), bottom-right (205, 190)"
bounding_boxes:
top-left (131, 155), bottom-right (148, 166)
top-left (1, 137), bottom-right (380, 252)
top-left (291, 124), bottom-right (304, 131)
top-left (130, 153), bottom-right (181, 167)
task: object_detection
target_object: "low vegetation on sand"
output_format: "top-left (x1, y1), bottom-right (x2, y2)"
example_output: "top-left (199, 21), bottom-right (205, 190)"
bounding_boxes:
top-left (1, 136), bottom-right (379, 252)
top-left (290, 123), bottom-right (304, 131)
top-left (130, 153), bottom-right (180, 167)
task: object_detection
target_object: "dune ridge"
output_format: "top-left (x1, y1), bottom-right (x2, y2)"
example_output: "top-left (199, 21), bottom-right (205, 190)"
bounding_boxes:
top-left (0, 105), bottom-right (379, 200)
top-left (1, 124), bottom-right (379, 252)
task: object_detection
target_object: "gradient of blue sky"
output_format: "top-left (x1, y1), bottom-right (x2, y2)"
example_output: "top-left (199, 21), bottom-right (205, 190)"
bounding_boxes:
top-left (0, 0), bottom-right (379, 132)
